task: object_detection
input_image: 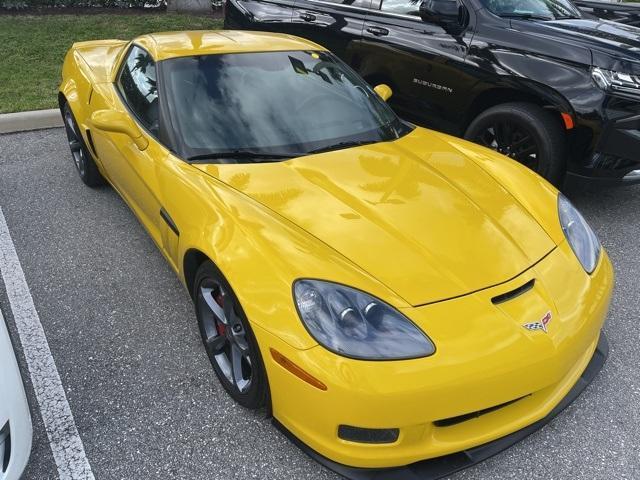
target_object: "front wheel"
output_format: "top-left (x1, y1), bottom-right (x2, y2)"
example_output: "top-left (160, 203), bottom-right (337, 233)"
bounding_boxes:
top-left (464, 102), bottom-right (566, 186)
top-left (194, 261), bottom-right (269, 409)
top-left (62, 102), bottom-right (104, 187)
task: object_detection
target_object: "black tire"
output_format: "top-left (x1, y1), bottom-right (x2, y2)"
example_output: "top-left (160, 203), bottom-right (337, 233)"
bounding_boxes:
top-left (193, 261), bottom-right (269, 409)
top-left (464, 102), bottom-right (566, 186)
top-left (61, 101), bottom-right (104, 187)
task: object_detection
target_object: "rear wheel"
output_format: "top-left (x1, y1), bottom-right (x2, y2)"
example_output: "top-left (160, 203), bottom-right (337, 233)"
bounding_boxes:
top-left (62, 102), bottom-right (104, 187)
top-left (194, 261), bottom-right (269, 409)
top-left (464, 102), bottom-right (566, 186)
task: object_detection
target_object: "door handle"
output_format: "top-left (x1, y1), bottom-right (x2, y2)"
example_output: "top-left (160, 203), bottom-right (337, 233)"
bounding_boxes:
top-left (299, 12), bottom-right (316, 22)
top-left (366, 26), bottom-right (389, 36)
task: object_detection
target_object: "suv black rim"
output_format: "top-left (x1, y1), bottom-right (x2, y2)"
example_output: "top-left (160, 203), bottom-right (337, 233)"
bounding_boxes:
top-left (473, 122), bottom-right (540, 171)
top-left (197, 280), bottom-right (253, 394)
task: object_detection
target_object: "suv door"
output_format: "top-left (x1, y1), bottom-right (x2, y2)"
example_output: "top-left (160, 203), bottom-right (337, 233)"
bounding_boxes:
top-left (224, 0), bottom-right (296, 31)
top-left (291, 0), bottom-right (373, 58)
top-left (359, 0), bottom-right (476, 133)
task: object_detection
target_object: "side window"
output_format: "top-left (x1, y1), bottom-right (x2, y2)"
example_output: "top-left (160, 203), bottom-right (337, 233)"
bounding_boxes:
top-left (118, 45), bottom-right (159, 135)
top-left (379, 0), bottom-right (421, 15)
top-left (316, 0), bottom-right (374, 8)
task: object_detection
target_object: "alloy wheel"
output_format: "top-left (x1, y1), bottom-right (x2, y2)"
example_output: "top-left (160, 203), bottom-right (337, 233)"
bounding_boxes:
top-left (197, 280), bottom-right (253, 394)
top-left (63, 108), bottom-right (87, 177)
top-left (473, 122), bottom-right (540, 171)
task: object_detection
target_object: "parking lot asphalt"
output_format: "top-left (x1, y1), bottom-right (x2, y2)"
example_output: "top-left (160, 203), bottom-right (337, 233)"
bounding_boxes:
top-left (0, 127), bottom-right (638, 480)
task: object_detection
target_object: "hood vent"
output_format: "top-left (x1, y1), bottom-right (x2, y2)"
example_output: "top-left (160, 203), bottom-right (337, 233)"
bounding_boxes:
top-left (491, 279), bottom-right (535, 305)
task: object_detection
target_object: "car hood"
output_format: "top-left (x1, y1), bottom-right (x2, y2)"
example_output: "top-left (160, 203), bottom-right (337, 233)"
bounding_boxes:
top-left (194, 129), bottom-right (555, 306)
top-left (514, 18), bottom-right (640, 72)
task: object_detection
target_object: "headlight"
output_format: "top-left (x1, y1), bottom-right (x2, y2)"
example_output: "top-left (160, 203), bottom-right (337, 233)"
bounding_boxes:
top-left (592, 67), bottom-right (640, 96)
top-left (558, 194), bottom-right (601, 274)
top-left (293, 280), bottom-right (435, 360)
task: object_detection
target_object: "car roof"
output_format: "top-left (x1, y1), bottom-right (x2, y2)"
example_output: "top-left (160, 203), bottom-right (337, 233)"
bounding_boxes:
top-left (134, 30), bottom-right (326, 61)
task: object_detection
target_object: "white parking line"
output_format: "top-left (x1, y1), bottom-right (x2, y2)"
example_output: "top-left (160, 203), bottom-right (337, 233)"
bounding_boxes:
top-left (0, 207), bottom-right (95, 480)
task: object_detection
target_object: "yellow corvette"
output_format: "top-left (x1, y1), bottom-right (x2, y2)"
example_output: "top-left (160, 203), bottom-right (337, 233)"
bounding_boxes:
top-left (59, 31), bottom-right (613, 479)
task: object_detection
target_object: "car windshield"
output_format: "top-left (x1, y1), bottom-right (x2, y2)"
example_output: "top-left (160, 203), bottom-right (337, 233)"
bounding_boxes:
top-left (161, 50), bottom-right (411, 162)
top-left (482, 0), bottom-right (581, 20)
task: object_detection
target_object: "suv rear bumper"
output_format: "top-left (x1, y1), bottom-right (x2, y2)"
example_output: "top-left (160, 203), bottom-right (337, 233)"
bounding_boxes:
top-left (275, 331), bottom-right (609, 480)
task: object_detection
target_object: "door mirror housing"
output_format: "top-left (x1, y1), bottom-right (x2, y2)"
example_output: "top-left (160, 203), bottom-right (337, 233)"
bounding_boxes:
top-left (374, 84), bottom-right (393, 102)
top-left (420, 0), bottom-right (463, 30)
top-left (91, 110), bottom-right (149, 151)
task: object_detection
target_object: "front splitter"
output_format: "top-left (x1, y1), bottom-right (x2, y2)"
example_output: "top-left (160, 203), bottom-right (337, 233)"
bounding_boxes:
top-left (273, 331), bottom-right (609, 480)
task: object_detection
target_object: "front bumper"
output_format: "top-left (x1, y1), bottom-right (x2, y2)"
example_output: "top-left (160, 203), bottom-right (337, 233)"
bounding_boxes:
top-left (254, 239), bottom-right (613, 473)
top-left (569, 95), bottom-right (640, 186)
top-left (274, 331), bottom-right (609, 480)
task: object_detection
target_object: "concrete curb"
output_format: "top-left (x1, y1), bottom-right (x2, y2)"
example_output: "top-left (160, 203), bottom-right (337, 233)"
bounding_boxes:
top-left (0, 109), bottom-right (63, 134)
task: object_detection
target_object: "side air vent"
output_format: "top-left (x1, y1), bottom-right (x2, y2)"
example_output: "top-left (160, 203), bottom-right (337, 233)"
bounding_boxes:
top-left (85, 129), bottom-right (98, 159)
top-left (491, 279), bottom-right (535, 305)
top-left (0, 421), bottom-right (10, 473)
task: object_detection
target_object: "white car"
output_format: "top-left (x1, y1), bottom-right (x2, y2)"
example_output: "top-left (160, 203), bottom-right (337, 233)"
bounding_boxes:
top-left (0, 312), bottom-right (31, 480)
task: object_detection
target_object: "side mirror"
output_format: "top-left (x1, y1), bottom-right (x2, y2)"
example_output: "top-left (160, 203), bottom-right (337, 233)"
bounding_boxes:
top-left (91, 110), bottom-right (149, 151)
top-left (420, 0), bottom-right (462, 29)
top-left (374, 84), bottom-right (393, 102)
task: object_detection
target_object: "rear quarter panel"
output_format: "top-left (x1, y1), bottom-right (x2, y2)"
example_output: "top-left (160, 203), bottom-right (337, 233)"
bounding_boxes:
top-left (59, 40), bottom-right (128, 144)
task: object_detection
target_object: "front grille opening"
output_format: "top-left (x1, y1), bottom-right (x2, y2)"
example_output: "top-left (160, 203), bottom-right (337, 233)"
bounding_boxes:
top-left (338, 425), bottom-right (399, 444)
top-left (434, 395), bottom-right (529, 428)
top-left (0, 421), bottom-right (10, 473)
top-left (491, 279), bottom-right (535, 305)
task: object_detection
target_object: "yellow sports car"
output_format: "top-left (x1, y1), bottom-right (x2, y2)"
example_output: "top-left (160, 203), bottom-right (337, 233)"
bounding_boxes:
top-left (59, 31), bottom-right (613, 479)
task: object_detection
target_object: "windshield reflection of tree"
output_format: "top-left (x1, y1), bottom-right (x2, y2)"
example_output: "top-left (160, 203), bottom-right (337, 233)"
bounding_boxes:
top-left (133, 53), bottom-right (157, 96)
top-left (171, 51), bottom-right (396, 156)
top-left (287, 55), bottom-right (345, 84)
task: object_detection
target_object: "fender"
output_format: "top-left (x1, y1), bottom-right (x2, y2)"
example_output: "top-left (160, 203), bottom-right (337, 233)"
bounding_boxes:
top-left (59, 41), bottom-right (129, 149)
top-left (465, 50), bottom-right (589, 116)
top-left (59, 50), bottom-right (93, 135)
top-left (461, 75), bottom-right (578, 131)
top-left (166, 162), bottom-right (410, 351)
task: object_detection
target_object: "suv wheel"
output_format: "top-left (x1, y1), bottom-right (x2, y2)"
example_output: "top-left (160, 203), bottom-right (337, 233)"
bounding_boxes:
top-left (464, 102), bottom-right (566, 186)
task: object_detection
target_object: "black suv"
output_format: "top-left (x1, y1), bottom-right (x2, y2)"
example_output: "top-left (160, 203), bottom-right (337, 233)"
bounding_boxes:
top-left (225, 0), bottom-right (640, 186)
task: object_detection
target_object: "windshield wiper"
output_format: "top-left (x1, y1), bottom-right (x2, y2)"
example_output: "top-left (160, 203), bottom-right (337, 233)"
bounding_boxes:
top-left (306, 140), bottom-right (377, 155)
top-left (187, 150), bottom-right (296, 163)
top-left (499, 13), bottom-right (554, 20)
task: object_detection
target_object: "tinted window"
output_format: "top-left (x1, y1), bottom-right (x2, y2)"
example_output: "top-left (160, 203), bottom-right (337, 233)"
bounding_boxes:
top-left (482, 0), bottom-right (580, 19)
top-left (118, 45), bottom-right (159, 135)
top-left (317, 0), bottom-right (373, 8)
top-left (162, 50), bottom-right (410, 161)
top-left (379, 0), bottom-right (421, 15)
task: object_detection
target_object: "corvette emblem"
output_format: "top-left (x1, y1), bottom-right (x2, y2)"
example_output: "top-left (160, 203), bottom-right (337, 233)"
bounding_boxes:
top-left (523, 311), bottom-right (552, 333)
